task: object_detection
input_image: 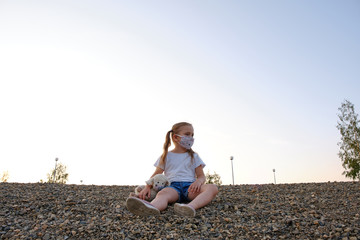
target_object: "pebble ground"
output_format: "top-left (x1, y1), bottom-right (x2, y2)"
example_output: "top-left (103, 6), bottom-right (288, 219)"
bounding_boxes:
top-left (1, 182), bottom-right (359, 239)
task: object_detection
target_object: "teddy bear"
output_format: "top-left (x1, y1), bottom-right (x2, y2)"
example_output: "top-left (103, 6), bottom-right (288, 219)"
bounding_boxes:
top-left (129, 174), bottom-right (169, 201)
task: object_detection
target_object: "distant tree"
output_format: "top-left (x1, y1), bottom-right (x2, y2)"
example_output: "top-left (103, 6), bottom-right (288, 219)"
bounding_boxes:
top-left (337, 100), bottom-right (360, 181)
top-left (46, 162), bottom-right (69, 184)
top-left (205, 171), bottom-right (222, 185)
top-left (1, 171), bottom-right (9, 183)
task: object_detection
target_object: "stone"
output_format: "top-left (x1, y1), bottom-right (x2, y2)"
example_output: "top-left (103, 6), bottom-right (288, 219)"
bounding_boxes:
top-left (0, 182), bottom-right (359, 239)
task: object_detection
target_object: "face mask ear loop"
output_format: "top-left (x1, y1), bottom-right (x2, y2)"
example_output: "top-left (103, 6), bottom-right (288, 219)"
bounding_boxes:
top-left (173, 134), bottom-right (180, 144)
top-left (174, 134), bottom-right (182, 141)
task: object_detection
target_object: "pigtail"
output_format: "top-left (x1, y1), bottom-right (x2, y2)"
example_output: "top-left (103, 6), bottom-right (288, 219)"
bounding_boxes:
top-left (160, 130), bottom-right (172, 167)
top-left (187, 148), bottom-right (195, 164)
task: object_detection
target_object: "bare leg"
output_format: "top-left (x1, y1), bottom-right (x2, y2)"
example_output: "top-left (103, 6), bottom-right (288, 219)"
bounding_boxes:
top-left (151, 187), bottom-right (178, 211)
top-left (187, 184), bottom-right (218, 210)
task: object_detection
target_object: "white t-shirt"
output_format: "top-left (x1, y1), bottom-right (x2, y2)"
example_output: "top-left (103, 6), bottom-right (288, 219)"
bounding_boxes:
top-left (154, 152), bottom-right (206, 183)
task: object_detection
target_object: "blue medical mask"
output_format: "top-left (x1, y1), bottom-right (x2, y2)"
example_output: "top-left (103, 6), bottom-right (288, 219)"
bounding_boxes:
top-left (175, 134), bottom-right (194, 149)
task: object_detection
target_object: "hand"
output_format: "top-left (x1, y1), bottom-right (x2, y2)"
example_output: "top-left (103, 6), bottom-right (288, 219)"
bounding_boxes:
top-left (138, 185), bottom-right (151, 200)
top-left (188, 180), bottom-right (203, 193)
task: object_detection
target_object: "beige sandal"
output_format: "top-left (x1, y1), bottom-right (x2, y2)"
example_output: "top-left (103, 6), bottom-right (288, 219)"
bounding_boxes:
top-left (126, 197), bottom-right (160, 216)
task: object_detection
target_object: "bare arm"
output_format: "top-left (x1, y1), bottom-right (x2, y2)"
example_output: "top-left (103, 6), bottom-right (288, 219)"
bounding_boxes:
top-left (188, 165), bottom-right (205, 193)
top-left (150, 167), bottom-right (164, 178)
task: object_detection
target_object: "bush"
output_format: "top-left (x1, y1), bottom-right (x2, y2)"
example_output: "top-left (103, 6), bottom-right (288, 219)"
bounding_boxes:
top-left (205, 171), bottom-right (222, 185)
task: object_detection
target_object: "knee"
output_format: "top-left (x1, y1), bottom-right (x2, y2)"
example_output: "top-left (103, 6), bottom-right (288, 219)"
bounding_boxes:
top-left (207, 184), bottom-right (219, 196)
top-left (155, 188), bottom-right (178, 202)
top-left (155, 189), bottom-right (168, 199)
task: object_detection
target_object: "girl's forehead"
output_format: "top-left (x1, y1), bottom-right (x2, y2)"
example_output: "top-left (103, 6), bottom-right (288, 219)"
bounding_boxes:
top-left (178, 125), bottom-right (194, 133)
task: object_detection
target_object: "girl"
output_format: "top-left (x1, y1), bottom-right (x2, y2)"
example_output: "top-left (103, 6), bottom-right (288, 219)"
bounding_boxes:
top-left (126, 122), bottom-right (218, 217)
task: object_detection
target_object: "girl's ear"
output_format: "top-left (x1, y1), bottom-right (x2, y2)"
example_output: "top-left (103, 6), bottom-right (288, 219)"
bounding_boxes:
top-left (172, 134), bottom-right (179, 143)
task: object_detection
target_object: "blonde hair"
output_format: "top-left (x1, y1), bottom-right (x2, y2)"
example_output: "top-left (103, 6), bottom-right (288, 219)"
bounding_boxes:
top-left (160, 122), bottom-right (195, 167)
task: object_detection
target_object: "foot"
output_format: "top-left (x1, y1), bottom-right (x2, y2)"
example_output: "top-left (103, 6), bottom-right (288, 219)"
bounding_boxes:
top-left (174, 203), bottom-right (196, 217)
top-left (126, 197), bottom-right (160, 216)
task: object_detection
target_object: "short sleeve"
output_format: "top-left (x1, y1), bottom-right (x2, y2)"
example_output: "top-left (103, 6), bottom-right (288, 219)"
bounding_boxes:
top-left (194, 154), bottom-right (206, 169)
top-left (154, 157), bottom-right (165, 170)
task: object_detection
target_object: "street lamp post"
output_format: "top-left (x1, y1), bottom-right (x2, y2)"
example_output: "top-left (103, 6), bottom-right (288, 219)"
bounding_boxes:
top-left (53, 158), bottom-right (58, 183)
top-left (230, 156), bottom-right (234, 185)
top-left (273, 169), bottom-right (276, 184)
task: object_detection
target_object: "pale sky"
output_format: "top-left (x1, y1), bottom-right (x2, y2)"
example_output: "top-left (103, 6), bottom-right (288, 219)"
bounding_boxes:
top-left (1, 0), bottom-right (359, 185)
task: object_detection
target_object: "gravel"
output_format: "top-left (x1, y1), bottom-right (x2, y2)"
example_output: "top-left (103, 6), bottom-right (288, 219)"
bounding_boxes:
top-left (1, 182), bottom-right (359, 239)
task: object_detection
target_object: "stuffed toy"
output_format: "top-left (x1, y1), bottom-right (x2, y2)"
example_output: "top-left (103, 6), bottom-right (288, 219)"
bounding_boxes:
top-left (130, 174), bottom-right (169, 201)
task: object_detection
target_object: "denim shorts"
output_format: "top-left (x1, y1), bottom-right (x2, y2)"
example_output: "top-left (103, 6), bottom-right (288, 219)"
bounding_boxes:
top-left (165, 181), bottom-right (193, 203)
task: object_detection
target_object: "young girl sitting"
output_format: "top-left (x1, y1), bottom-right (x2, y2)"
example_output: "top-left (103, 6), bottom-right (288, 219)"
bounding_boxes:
top-left (126, 122), bottom-right (219, 217)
